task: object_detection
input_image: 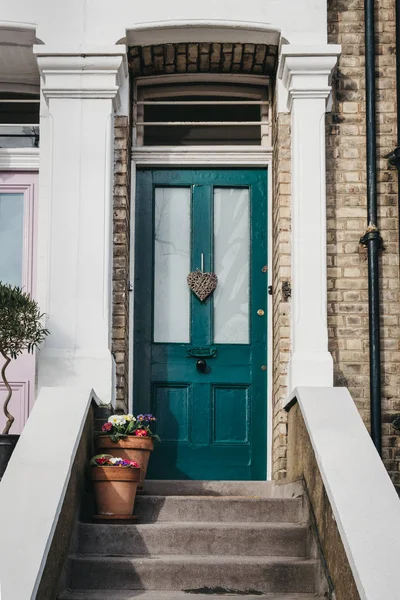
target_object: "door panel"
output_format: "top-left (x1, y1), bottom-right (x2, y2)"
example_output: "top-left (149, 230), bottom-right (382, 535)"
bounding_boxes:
top-left (0, 174), bottom-right (37, 434)
top-left (134, 169), bottom-right (268, 480)
top-left (212, 386), bottom-right (250, 444)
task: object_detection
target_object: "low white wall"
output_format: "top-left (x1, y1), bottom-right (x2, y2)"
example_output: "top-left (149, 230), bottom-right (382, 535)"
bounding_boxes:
top-left (0, 387), bottom-right (98, 600)
top-left (286, 387), bottom-right (400, 600)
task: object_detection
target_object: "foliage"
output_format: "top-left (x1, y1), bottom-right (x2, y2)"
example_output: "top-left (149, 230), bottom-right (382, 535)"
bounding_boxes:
top-left (0, 282), bottom-right (49, 434)
top-left (89, 454), bottom-right (139, 468)
top-left (0, 282), bottom-right (49, 359)
top-left (101, 413), bottom-right (160, 443)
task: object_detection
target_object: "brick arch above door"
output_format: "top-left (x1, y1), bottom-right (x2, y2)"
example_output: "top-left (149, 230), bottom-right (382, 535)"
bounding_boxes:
top-left (128, 43), bottom-right (278, 77)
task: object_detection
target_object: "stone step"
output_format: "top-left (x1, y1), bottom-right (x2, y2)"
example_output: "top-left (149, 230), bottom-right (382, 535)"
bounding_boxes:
top-left (59, 591), bottom-right (323, 600)
top-left (78, 522), bottom-right (308, 557)
top-left (134, 495), bottom-right (303, 523)
top-left (140, 480), bottom-right (303, 498)
top-left (68, 555), bottom-right (318, 594)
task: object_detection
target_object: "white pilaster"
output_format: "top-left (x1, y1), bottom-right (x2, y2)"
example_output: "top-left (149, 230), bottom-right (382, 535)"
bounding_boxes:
top-left (34, 46), bottom-right (127, 403)
top-left (279, 45), bottom-right (341, 390)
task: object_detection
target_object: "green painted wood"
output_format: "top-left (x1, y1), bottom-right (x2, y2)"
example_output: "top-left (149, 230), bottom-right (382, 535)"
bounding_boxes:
top-left (134, 169), bottom-right (268, 480)
top-left (191, 183), bottom-right (213, 347)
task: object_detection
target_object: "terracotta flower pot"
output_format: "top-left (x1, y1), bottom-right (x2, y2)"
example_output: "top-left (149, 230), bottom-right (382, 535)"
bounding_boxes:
top-left (96, 436), bottom-right (154, 488)
top-left (91, 466), bottom-right (140, 515)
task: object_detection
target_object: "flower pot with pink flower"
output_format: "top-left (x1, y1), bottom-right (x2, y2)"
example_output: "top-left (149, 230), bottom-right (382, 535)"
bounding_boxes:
top-left (90, 454), bottom-right (140, 518)
top-left (95, 414), bottom-right (160, 489)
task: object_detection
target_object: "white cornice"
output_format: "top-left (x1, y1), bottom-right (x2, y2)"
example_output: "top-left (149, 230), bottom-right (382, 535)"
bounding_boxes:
top-left (278, 44), bottom-right (341, 111)
top-left (0, 148), bottom-right (39, 170)
top-left (33, 48), bottom-right (127, 106)
top-left (33, 45), bottom-right (127, 56)
top-left (0, 21), bottom-right (37, 46)
top-left (42, 88), bottom-right (120, 99)
top-left (127, 21), bottom-right (281, 46)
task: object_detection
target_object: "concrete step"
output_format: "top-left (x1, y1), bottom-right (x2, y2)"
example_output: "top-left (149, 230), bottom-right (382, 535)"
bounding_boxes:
top-left (59, 591), bottom-right (323, 600)
top-left (67, 555), bottom-right (318, 594)
top-left (134, 495), bottom-right (303, 523)
top-left (78, 522), bottom-right (308, 557)
top-left (140, 481), bottom-right (303, 498)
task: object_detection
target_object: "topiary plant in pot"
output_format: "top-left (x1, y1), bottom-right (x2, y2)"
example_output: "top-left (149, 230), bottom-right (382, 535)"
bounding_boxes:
top-left (0, 282), bottom-right (49, 477)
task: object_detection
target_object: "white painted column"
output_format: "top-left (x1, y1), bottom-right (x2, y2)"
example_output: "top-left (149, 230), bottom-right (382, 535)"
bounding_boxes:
top-left (33, 46), bottom-right (127, 403)
top-left (278, 45), bottom-right (341, 390)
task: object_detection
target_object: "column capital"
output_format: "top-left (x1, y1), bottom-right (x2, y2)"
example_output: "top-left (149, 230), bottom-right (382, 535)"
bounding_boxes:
top-left (278, 45), bottom-right (341, 111)
top-left (33, 45), bottom-right (127, 105)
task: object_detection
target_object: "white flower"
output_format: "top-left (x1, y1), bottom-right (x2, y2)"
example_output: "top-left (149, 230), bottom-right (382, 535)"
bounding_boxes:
top-left (108, 415), bottom-right (121, 425)
top-left (108, 414), bottom-right (131, 426)
top-left (125, 414), bottom-right (136, 422)
top-left (109, 457), bottom-right (119, 464)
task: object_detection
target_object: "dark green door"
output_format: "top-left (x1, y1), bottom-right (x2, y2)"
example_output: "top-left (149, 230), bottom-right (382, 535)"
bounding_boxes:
top-left (134, 169), bottom-right (268, 480)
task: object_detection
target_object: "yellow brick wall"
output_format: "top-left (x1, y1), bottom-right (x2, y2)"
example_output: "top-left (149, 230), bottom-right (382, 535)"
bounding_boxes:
top-left (271, 0), bottom-right (400, 486)
top-left (327, 0), bottom-right (400, 485)
top-left (112, 116), bottom-right (131, 412)
top-left (271, 105), bottom-right (292, 480)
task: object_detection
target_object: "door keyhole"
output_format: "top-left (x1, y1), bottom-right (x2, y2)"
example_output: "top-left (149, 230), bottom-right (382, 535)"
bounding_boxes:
top-left (196, 359), bottom-right (207, 373)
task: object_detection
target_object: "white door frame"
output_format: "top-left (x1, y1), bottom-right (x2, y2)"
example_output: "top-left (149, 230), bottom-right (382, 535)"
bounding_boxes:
top-left (130, 145), bottom-right (274, 479)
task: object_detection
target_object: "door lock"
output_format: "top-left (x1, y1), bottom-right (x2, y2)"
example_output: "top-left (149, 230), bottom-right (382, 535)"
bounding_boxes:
top-left (196, 359), bottom-right (207, 373)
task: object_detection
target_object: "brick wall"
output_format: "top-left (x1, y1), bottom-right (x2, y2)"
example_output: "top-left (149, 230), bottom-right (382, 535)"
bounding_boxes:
top-left (271, 0), bottom-right (400, 485)
top-left (112, 115), bottom-right (131, 412)
top-left (327, 0), bottom-right (400, 486)
top-left (271, 102), bottom-right (292, 480)
top-left (129, 43), bottom-right (277, 76)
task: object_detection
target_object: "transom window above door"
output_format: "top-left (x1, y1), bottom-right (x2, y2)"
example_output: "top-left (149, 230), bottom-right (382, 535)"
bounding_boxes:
top-left (133, 78), bottom-right (271, 146)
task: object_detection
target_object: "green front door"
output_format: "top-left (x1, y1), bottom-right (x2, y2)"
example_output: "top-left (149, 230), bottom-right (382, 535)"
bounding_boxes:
top-left (134, 169), bottom-right (268, 480)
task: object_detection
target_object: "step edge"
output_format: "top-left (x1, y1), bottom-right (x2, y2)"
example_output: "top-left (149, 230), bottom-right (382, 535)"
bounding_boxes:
top-left (59, 593), bottom-right (322, 600)
top-left (135, 495), bottom-right (302, 501)
top-left (68, 554), bottom-right (318, 564)
top-left (78, 521), bottom-right (308, 529)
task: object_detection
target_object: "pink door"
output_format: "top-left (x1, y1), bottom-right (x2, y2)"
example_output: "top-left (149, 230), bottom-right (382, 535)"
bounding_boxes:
top-left (0, 172), bottom-right (37, 434)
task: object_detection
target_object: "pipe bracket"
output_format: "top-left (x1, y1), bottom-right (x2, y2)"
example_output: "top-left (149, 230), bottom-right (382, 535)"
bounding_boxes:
top-left (360, 225), bottom-right (383, 249)
top-left (386, 146), bottom-right (400, 167)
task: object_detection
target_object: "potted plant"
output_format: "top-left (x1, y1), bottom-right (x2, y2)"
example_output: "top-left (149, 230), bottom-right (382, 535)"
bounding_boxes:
top-left (90, 454), bottom-right (140, 517)
top-left (96, 413), bottom-right (159, 488)
top-left (0, 283), bottom-right (49, 478)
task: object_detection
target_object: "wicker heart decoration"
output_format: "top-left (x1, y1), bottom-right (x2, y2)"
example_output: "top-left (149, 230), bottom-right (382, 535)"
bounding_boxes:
top-left (187, 271), bottom-right (218, 302)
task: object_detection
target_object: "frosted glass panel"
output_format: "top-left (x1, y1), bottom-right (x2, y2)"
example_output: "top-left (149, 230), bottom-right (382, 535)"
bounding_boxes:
top-left (154, 187), bottom-right (191, 343)
top-left (0, 193), bottom-right (24, 287)
top-left (214, 188), bottom-right (250, 344)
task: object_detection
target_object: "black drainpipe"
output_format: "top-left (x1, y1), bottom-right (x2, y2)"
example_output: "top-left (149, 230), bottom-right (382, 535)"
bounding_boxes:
top-left (360, 0), bottom-right (382, 455)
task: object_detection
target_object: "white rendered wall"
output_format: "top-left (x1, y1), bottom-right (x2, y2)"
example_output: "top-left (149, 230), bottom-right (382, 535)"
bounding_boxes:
top-left (0, 2), bottom-right (333, 401)
top-left (0, 387), bottom-right (98, 600)
top-left (286, 387), bottom-right (400, 600)
top-left (1, 0), bottom-right (327, 47)
top-left (34, 50), bottom-right (126, 402)
top-left (279, 46), bottom-right (340, 389)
